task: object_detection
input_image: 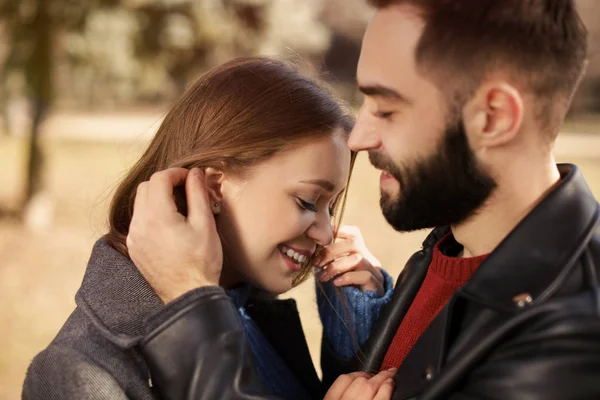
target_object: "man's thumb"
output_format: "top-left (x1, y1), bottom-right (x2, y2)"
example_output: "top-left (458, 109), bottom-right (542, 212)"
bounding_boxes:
top-left (185, 168), bottom-right (212, 226)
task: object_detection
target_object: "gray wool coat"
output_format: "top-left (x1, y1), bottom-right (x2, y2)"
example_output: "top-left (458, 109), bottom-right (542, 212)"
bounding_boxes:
top-left (22, 237), bottom-right (323, 400)
top-left (21, 237), bottom-right (223, 400)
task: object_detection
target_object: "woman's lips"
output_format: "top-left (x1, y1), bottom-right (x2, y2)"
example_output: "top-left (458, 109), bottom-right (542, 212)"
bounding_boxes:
top-left (278, 245), bottom-right (313, 273)
top-left (279, 250), bottom-right (302, 272)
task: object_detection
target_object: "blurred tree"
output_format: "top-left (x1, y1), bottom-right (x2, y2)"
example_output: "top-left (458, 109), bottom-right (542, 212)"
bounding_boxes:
top-left (1, 0), bottom-right (53, 211)
top-left (572, 0), bottom-right (600, 114)
top-left (51, 0), bottom-right (334, 107)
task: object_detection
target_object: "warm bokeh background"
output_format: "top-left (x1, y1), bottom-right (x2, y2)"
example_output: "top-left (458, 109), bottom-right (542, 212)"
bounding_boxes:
top-left (1, 1), bottom-right (599, 399)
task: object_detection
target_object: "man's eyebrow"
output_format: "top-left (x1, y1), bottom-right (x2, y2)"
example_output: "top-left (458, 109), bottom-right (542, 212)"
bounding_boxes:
top-left (358, 84), bottom-right (412, 104)
top-left (299, 179), bottom-right (336, 192)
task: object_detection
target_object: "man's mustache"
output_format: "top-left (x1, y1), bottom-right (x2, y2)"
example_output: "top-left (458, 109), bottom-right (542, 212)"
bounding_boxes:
top-left (369, 151), bottom-right (396, 172)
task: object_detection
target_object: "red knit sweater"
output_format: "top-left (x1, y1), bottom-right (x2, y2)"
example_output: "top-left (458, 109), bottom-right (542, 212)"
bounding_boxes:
top-left (380, 235), bottom-right (488, 370)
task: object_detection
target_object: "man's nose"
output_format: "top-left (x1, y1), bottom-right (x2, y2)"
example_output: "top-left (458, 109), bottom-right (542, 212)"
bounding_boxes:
top-left (348, 110), bottom-right (381, 152)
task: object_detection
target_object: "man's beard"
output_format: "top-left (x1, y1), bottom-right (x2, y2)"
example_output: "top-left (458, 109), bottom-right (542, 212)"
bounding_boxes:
top-left (369, 119), bottom-right (497, 232)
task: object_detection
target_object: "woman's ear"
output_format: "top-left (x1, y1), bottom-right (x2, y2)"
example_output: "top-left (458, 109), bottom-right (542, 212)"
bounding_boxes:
top-left (204, 167), bottom-right (224, 214)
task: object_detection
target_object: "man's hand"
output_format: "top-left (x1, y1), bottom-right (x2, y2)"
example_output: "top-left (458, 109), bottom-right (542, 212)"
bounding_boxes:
top-left (324, 369), bottom-right (396, 400)
top-left (316, 225), bottom-right (385, 296)
top-left (127, 167), bottom-right (223, 304)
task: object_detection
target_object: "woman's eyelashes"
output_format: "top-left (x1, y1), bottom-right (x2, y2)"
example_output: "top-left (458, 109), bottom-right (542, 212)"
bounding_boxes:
top-left (297, 197), bottom-right (336, 217)
top-left (298, 198), bottom-right (317, 212)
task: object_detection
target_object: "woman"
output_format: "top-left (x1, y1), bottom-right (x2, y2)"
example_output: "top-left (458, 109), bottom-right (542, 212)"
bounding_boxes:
top-left (22, 57), bottom-right (393, 400)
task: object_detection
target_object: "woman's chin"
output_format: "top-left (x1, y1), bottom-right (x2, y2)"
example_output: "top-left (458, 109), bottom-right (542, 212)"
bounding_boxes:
top-left (254, 278), bottom-right (293, 296)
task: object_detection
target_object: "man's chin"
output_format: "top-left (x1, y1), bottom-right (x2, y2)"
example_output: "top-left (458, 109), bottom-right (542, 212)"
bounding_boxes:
top-left (380, 188), bottom-right (400, 209)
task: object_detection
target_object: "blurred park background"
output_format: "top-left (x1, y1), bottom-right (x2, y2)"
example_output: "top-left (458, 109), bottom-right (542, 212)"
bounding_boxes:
top-left (0, 1), bottom-right (599, 398)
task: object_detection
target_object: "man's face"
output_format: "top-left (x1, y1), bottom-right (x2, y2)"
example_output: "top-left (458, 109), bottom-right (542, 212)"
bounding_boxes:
top-left (351, 4), bottom-right (496, 231)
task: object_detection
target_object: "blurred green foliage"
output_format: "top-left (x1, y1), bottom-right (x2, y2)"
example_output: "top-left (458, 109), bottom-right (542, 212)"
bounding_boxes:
top-left (0, 0), bottom-right (344, 108)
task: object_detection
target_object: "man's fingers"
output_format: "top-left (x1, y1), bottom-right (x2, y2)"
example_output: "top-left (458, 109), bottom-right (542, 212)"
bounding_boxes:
top-left (127, 182), bottom-right (150, 251)
top-left (315, 239), bottom-right (355, 267)
top-left (185, 168), bottom-right (213, 227)
top-left (132, 181), bottom-right (149, 218)
top-left (324, 372), bottom-right (371, 400)
top-left (148, 168), bottom-right (191, 213)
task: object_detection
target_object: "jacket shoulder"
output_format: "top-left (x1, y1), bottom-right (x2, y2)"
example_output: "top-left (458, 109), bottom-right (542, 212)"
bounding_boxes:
top-left (445, 292), bottom-right (600, 400)
top-left (23, 344), bottom-right (129, 400)
top-left (23, 308), bottom-right (152, 400)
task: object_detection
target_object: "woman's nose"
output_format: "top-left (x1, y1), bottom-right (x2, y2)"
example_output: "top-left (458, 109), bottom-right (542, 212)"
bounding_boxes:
top-left (307, 214), bottom-right (334, 247)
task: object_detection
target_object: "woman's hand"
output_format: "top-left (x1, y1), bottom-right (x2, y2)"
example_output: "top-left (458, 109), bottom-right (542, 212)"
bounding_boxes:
top-left (324, 369), bottom-right (396, 400)
top-left (127, 167), bottom-right (223, 304)
top-left (315, 225), bottom-right (385, 296)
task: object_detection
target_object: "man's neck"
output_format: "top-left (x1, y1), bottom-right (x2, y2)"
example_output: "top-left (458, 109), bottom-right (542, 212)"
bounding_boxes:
top-left (452, 158), bottom-right (561, 258)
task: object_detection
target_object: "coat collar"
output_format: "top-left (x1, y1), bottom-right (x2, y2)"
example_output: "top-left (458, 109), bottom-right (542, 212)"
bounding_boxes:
top-left (456, 164), bottom-right (599, 311)
top-left (75, 237), bottom-right (164, 349)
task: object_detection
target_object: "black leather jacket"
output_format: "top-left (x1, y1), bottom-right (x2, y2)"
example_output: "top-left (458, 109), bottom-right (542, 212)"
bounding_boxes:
top-left (141, 164), bottom-right (600, 400)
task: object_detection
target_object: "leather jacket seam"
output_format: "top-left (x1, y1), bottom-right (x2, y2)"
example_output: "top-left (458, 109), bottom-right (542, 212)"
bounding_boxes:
top-left (142, 295), bottom-right (237, 346)
top-left (538, 205), bottom-right (600, 303)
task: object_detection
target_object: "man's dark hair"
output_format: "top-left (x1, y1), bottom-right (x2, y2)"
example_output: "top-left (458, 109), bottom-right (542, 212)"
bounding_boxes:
top-left (368, 0), bottom-right (588, 135)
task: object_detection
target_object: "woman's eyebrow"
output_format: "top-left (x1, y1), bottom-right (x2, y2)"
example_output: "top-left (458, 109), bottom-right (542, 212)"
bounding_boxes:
top-left (299, 179), bottom-right (336, 192)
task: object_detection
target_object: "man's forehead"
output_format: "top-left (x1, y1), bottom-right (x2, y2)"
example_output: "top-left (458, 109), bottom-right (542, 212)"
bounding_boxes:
top-left (359, 7), bottom-right (422, 70)
top-left (358, 9), bottom-right (423, 93)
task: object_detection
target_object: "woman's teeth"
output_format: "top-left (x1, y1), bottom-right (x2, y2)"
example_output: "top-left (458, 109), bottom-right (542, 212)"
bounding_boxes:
top-left (280, 246), bottom-right (308, 264)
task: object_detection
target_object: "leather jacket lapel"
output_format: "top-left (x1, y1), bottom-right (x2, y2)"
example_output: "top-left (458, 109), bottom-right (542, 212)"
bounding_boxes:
top-left (461, 164), bottom-right (599, 311)
top-left (357, 227), bottom-right (449, 373)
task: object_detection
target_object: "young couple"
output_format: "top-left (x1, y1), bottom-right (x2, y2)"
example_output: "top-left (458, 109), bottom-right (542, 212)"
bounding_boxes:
top-left (24, 0), bottom-right (600, 399)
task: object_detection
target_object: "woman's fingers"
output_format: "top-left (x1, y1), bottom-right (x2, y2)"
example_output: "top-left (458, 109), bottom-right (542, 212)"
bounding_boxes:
top-left (335, 225), bottom-right (362, 241)
top-left (324, 372), bottom-right (372, 400)
top-left (367, 368), bottom-right (397, 388)
top-left (333, 270), bottom-right (384, 295)
top-left (318, 253), bottom-right (363, 281)
top-left (370, 369), bottom-right (397, 400)
top-left (331, 369), bottom-right (397, 400)
top-left (374, 378), bottom-right (395, 400)
top-left (315, 239), bottom-right (356, 267)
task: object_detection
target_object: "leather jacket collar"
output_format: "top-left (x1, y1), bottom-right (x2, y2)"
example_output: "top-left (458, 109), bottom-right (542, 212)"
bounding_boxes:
top-left (357, 163), bottom-right (600, 374)
top-left (459, 164), bottom-right (599, 312)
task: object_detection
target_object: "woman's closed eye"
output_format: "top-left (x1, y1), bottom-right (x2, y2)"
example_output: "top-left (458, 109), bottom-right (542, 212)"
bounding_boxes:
top-left (298, 198), bottom-right (317, 212)
top-left (297, 198), bottom-right (336, 217)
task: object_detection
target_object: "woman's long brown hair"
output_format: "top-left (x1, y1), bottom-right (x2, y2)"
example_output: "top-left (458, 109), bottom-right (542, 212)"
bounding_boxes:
top-left (107, 57), bottom-right (355, 268)
top-left (106, 57), bottom-right (361, 354)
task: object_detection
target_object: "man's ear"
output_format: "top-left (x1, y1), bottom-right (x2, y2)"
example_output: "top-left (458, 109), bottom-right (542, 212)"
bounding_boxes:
top-left (463, 81), bottom-right (524, 150)
top-left (204, 167), bottom-right (224, 214)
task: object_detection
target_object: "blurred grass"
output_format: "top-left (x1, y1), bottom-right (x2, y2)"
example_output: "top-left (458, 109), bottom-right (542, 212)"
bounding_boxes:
top-left (0, 133), bottom-right (599, 400)
top-left (563, 114), bottom-right (600, 134)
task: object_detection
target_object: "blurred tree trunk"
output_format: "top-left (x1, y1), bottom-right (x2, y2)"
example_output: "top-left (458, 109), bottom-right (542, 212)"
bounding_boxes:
top-left (22, 0), bottom-right (53, 208)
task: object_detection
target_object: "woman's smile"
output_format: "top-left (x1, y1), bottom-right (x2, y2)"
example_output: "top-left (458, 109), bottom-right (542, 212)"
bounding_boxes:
top-left (278, 244), bottom-right (314, 272)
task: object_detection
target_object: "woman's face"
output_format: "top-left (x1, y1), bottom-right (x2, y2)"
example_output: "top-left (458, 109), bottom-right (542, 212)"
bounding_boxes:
top-left (217, 131), bottom-right (351, 294)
